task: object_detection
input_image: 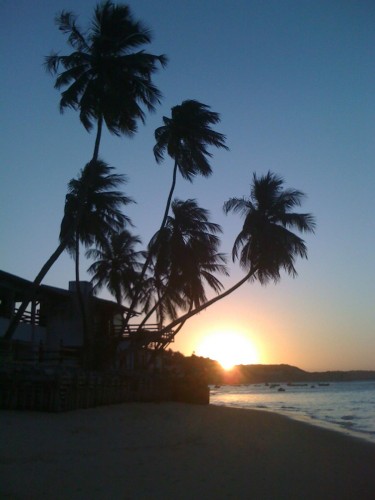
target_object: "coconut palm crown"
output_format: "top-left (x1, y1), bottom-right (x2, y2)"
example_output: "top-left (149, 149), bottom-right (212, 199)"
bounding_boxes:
top-left (153, 100), bottom-right (229, 181)
top-left (223, 171), bottom-right (316, 284)
top-left (60, 159), bottom-right (133, 253)
top-left (45, 1), bottom-right (167, 156)
top-left (149, 198), bottom-right (228, 311)
top-left (86, 229), bottom-right (144, 305)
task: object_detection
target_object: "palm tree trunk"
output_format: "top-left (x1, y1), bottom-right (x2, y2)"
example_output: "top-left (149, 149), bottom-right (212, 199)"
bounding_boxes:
top-left (138, 295), bottom-right (161, 329)
top-left (156, 316), bottom-right (186, 351)
top-left (146, 304), bottom-right (191, 368)
top-left (158, 267), bottom-right (256, 339)
top-left (138, 281), bottom-right (168, 330)
top-left (124, 160), bottom-right (179, 326)
top-left (4, 183), bottom-right (94, 342)
top-left (159, 160), bottom-right (178, 236)
top-left (93, 115), bottom-right (103, 161)
top-left (3, 237), bottom-right (70, 340)
top-left (156, 299), bottom-right (192, 350)
top-left (74, 236), bottom-right (90, 368)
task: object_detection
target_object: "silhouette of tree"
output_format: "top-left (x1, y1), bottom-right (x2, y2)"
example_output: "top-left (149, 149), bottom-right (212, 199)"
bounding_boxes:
top-left (224, 171), bottom-right (315, 283)
top-left (155, 172), bottom-right (315, 341)
top-left (138, 199), bottom-right (227, 329)
top-left (153, 100), bottom-right (229, 235)
top-left (5, 2), bottom-right (165, 341)
top-left (4, 6), bottom-right (318, 367)
top-left (61, 159), bottom-right (132, 261)
top-left (45, 1), bottom-right (167, 160)
top-left (4, 160), bottom-right (131, 342)
top-left (86, 229), bottom-right (143, 306)
top-left (61, 160), bottom-right (132, 358)
top-left (125, 100), bottom-right (229, 324)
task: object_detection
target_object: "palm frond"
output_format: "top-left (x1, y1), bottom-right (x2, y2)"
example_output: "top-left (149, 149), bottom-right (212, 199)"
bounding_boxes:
top-left (224, 171), bottom-right (316, 283)
top-left (47, 2), bottom-right (166, 139)
top-left (55, 11), bottom-right (89, 52)
top-left (153, 100), bottom-right (228, 180)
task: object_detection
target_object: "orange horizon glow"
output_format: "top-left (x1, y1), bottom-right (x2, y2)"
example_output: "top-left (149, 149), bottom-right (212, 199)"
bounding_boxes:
top-left (195, 330), bottom-right (260, 370)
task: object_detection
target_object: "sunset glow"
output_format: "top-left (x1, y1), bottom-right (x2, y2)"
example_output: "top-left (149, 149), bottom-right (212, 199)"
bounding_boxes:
top-left (196, 331), bottom-right (260, 370)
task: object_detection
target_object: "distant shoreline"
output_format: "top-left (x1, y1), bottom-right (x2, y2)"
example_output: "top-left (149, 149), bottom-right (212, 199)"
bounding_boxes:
top-left (214, 363), bottom-right (375, 385)
top-left (1, 402), bottom-right (375, 499)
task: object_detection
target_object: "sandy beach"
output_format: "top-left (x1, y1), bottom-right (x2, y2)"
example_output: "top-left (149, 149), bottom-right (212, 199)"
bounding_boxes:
top-left (1, 403), bottom-right (374, 499)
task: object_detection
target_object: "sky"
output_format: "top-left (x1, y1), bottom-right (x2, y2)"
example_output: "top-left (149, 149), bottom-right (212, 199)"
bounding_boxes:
top-left (1, 0), bottom-right (374, 371)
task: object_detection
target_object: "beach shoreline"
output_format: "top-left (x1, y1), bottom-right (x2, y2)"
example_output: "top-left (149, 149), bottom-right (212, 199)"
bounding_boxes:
top-left (1, 402), bottom-right (375, 499)
top-left (211, 403), bottom-right (375, 446)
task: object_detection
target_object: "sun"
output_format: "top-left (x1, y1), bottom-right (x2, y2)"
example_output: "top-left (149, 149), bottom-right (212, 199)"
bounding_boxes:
top-left (196, 331), bottom-right (259, 370)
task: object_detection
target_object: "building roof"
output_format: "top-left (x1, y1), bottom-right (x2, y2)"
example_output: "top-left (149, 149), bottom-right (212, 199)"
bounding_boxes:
top-left (0, 270), bottom-right (136, 314)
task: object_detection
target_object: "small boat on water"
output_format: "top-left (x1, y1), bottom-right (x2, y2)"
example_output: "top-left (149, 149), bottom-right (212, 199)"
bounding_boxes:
top-left (318, 383), bottom-right (330, 386)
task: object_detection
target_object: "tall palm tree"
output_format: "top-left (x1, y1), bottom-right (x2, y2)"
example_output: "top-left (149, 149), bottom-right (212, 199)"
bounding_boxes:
top-left (125, 100), bottom-right (229, 323)
top-left (156, 172), bottom-right (315, 341)
top-left (224, 171), bottom-right (315, 283)
top-left (86, 229), bottom-right (143, 306)
top-left (153, 100), bottom-right (229, 232)
top-left (139, 199), bottom-right (228, 329)
top-left (4, 159), bottom-right (131, 341)
top-left (45, 1), bottom-right (167, 160)
top-left (61, 159), bottom-right (133, 355)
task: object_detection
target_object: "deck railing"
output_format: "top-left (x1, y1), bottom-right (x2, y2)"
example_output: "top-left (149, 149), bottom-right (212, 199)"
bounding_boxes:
top-left (120, 323), bottom-right (174, 348)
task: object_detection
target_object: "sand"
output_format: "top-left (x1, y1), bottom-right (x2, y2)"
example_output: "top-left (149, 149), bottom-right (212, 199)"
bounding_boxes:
top-left (1, 403), bottom-right (374, 499)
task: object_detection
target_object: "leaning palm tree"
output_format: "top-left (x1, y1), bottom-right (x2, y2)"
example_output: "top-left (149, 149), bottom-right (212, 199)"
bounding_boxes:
top-left (153, 100), bottom-right (229, 232)
top-left (125, 100), bottom-right (229, 323)
top-left (156, 172), bottom-right (315, 340)
top-left (224, 171), bottom-right (315, 283)
top-left (61, 160), bottom-right (133, 351)
top-left (4, 159), bottom-right (132, 341)
top-left (86, 229), bottom-right (144, 306)
top-left (139, 199), bottom-right (228, 330)
top-left (45, 1), bottom-right (167, 160)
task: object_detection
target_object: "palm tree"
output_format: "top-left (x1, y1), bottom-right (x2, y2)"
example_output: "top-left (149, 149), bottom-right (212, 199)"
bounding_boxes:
top-left (153, 100), bottom-right (229, 232)
top-left (155, 172), bottom-right (315, 340)
top-left (45, 1), bottom-right (167, 160)
top-left (224, 171), bottom-right (315, 283)
top-left (61, 159), bottom-right (133, 355)
top-left (61, 159), bottom-right (132, 253)
top-left (4, 159), bottom-right (131, 341)
top-left (139, 199), bottom-right (228, 329)
top-left (86, 229), bottom-right (143, 306)
top-left (125, 100), bottom-right (229, 323)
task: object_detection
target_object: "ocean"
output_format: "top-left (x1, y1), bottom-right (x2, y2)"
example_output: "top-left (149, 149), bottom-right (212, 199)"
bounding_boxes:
top-left (210, 380), bottom-right (375, 444)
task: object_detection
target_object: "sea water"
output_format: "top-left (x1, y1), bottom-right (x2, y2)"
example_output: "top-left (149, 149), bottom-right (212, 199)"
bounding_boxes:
top-left (210, 380), bottom-right (375, 444)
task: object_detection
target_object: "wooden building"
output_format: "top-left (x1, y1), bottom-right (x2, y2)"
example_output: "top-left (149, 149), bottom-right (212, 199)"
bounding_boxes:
top-left (0, 270), bottom-right (173, 370)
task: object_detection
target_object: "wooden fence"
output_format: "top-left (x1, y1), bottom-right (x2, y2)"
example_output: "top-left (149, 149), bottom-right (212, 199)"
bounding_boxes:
top-left (0, 369), bottom-right (209, 411)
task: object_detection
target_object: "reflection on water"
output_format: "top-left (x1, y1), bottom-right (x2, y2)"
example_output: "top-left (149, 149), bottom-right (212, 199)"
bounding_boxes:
top-left (210, 381), bottom-right (375, 444)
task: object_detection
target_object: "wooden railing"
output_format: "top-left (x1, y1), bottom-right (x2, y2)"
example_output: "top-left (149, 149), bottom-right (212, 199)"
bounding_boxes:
top-left (15, 308), bottom-right (44, 326)
top-left (120, 323), bottom-right (175, 348)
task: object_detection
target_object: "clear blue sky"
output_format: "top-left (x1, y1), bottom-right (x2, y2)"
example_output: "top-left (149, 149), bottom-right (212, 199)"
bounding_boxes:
top-left (1, 0), bottom-right (374, 371)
